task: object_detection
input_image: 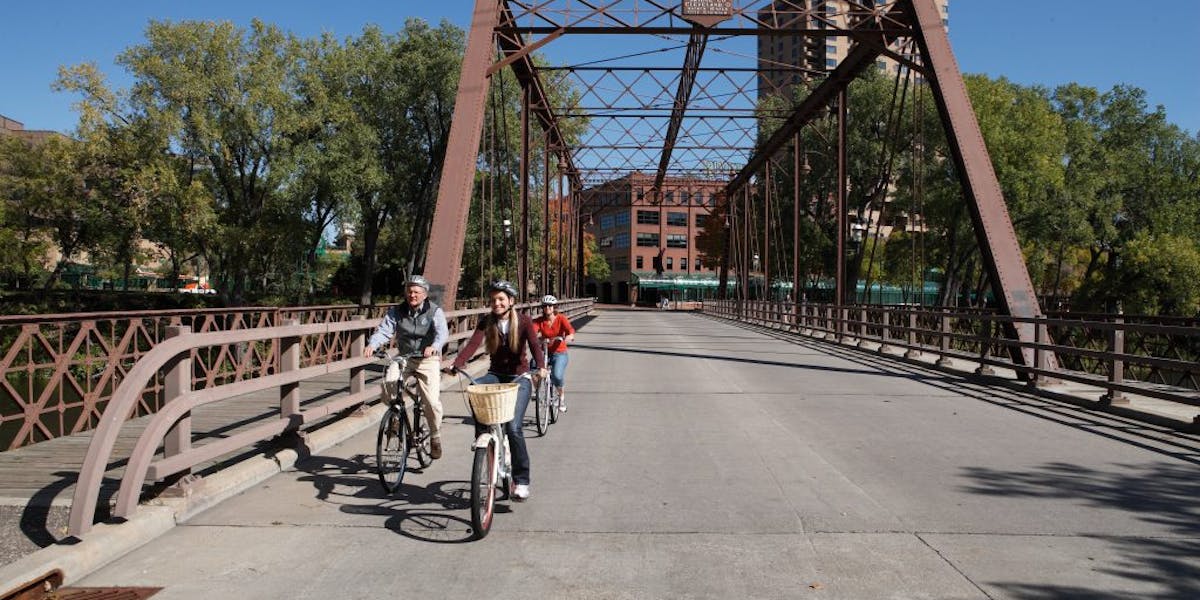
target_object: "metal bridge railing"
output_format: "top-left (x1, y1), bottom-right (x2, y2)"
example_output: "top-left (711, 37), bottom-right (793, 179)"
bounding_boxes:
top-left (65, 298), bottom-right (594, 537)
top-left (702, 300), bottom-right (1200, 411)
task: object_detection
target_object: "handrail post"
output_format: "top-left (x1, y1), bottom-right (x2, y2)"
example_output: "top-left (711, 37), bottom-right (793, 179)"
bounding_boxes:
top-left (975, 318), bottom-right (995, 376)
top-left (858, 307), bottom-right (871, 349)
top-left (1101, 314), bottom-right (1128, 405)
top-left (350, 314), bottom-right (367, 397)
top-left (904, 307), bottom-right (920, 359)
top-left (1028, 317), bottom-right (1044, 388)
top-left (163, 326), bottom-right (192, 461)
top-left (280, 319), bottom-right (301, 419)
top-left (936, 308), bottom-right (954, 367)
top-left (877, 309), bottom-right (892, 354)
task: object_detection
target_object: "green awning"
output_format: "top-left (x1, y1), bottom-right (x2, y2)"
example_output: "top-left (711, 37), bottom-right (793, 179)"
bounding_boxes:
top-left (631, 272), bottom-right (735, 289)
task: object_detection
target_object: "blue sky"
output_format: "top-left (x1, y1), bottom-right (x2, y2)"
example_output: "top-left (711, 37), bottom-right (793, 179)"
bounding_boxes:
top-left (2, 1), bottom-right (1197, 135)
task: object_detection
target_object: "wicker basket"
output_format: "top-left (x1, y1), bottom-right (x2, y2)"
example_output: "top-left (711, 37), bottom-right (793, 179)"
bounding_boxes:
top-left (466, 383), bottom-right (519, 425)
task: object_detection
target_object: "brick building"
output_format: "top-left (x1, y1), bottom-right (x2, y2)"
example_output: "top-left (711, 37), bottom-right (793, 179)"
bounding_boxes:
top-left (586, 173), bottom-right (731, 305)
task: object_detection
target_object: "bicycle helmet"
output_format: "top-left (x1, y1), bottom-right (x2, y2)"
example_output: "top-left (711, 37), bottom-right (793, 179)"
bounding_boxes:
top-left (404, 275), bottom-right (430, 291)
top-left (488, 279), bottom-right (519, 299)
top-left (541, 295), bottom-right (558, 306)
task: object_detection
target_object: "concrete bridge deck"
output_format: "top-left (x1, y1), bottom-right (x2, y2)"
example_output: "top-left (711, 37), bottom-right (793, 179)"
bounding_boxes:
top-left (18, 309), bottom-right (1200, 598)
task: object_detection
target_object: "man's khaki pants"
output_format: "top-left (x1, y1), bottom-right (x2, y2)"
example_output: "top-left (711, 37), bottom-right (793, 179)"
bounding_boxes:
top-left (405, 356), bottom-right (443, 438)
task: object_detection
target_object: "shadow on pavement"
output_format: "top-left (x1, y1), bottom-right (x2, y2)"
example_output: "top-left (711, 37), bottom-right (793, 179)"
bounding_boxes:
top-left (961, 461), bottom-right (1200, 600)
top-left (293, 452), bottom-right (497, 544)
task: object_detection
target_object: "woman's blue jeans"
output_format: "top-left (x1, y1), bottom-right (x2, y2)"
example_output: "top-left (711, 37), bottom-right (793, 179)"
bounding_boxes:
top-left (547, 352), bottom-right (569, 388)
top-left (473, 372), bottom-right (531, 485)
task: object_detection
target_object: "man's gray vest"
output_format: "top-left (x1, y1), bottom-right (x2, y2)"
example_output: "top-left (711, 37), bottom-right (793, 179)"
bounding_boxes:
top-left (392, 301), bottom-right (439, 356)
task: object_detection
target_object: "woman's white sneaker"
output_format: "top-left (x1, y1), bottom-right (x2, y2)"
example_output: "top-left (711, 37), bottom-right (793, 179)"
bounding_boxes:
top-left (513, 484), bottom-right (530, 501)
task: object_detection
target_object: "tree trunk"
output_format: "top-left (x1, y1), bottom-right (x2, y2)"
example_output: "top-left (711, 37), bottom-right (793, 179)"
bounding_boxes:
top-left (358, 213), bottom-right (381, 307)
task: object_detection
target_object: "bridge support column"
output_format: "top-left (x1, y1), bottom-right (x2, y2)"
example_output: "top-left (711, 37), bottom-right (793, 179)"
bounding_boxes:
top-left (423, 0), bottom-right (502, 308)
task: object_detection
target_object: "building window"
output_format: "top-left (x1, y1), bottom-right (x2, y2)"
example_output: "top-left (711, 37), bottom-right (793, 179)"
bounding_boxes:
top-left (614, 211), bottom-right (630, 227)
top-left (696, 259), bottom-right (704, 271)
top-left (680, 258), bottom-right (688, 271)
top-left (695, 191), bottom-right (706, 205)
top-left (665, 257), bottom-right (673, 270)
top-left (636, 255), bottom-right (644, 269)
top-left (667, 234), bottom-right (688, 248)
top-left (667, 212), bottom-right (688, 227)
top-left (600, 236), bottom-right (613, 248)
top-left (636, 233), bottom-right (659, 247)
top-left (680, 191), bottom-right (691, 204)
top-left (636, 210), bottom-right (660, 225)
top-left (614, 256), bottom-right (630, 271)
top-left (663, 191), bottom-right (674, 204)
top-left (600, 214), bottom-right (615, 230)
top-left (826, 58), bottom-right (837, 68)
top-left (636, 189), bottom-right (644, 201)
top-left (613, 232), bottom-right (630, 248)
top-left (695, 214), bottom-right (708, 228)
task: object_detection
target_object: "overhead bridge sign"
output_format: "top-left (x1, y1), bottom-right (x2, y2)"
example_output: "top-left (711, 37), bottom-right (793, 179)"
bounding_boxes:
top-left (681, 0), bottom-right (733, 27)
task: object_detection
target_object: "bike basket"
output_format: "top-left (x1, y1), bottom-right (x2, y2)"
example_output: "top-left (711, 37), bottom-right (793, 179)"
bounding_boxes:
top-left (465, 383), bottom-right (519, 425)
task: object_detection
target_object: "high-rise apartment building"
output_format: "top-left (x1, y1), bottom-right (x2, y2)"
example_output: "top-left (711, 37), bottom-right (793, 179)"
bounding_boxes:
top-left (757, 0), bottom-right (949, 101)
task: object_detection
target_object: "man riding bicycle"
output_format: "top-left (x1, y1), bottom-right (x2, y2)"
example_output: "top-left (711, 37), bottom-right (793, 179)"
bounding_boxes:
top-left (532, 295), bottom-right (575, 413)
top-left (363, 275), bottom-right (449, 459)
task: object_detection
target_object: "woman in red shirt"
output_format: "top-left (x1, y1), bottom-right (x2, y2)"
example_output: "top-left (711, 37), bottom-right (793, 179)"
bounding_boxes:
top-left (533, 295), bottom-right (576, 412)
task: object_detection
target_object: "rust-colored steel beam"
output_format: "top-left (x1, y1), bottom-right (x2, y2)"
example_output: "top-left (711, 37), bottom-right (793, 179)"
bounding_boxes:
top-left (424, 0), bottom-right (503, 308)
top-left (653, 30), bottom-right (709, 196)
top-left (426, 0), bottom-right (581, 307)
top-left (904, 0), bottom-right (1052, 370)
top-left (836, 90), bottom-right (848, 308)
top-left (519, 85), bottom-right (531, 299)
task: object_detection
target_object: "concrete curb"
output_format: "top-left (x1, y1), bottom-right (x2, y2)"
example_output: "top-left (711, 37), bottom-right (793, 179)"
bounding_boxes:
top-left (0, 362), bottom-right (490, 594)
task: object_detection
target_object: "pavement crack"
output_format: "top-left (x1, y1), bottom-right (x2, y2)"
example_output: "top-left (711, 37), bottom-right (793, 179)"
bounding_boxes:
top-left (915, 532), bottom-right (998, 600)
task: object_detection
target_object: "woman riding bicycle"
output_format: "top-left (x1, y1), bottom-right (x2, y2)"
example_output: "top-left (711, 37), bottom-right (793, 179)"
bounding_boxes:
top-left (451, 280), bottom-right (546, 501)
top-left (363, 275), bottom-right (448, 459)
top-left (532, 295), bottom-right (575, 413)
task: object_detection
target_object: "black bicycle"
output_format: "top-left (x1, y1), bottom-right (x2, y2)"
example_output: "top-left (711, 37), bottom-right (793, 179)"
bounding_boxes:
top-left (374, 352), bottom-right (433, 493)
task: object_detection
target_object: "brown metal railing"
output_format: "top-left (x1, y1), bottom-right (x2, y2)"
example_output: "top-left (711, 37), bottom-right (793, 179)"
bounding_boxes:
top-left (0, 304), bottom-right (398, 450)
top-left (67, 298), bottom-right (594, 536)
top-left (702, 300), bottom-right (1200, 408)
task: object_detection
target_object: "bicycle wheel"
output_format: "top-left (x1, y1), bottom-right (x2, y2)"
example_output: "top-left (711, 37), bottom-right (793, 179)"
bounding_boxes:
top-left (534, 377), bottom-right (550, 436)
top-left (376, 407), bottom-right (409, 493)
top-left (548, 385), bottom-right (560, 424)
top-left (470, 439), bottom-right (498, 539)
top-left (412, 403), bottom-right (433, 468)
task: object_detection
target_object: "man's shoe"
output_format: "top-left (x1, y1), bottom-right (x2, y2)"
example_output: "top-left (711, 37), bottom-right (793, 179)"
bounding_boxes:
top-left (430, 436), bottom-right (442, 460)
top-left (513, 484), bottom-right (530, 501)
top-left (558, 397), bottom-right (567, 413)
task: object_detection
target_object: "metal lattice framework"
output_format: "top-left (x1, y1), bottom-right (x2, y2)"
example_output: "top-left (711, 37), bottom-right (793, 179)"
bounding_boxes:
top-left (425, 0), bottom-right (1049, 369)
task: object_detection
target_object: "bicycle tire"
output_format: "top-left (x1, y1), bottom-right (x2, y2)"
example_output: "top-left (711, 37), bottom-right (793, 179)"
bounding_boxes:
top-left (534, 377), bottom-right (551, 436)
top-left (548, 384), bottom-right (560, 424)
top-left (376, 407), bottom-right (409, 493)
top-left (412, 403), bottom-right (433, 468)
top-left (470, 441), bottom-right (497, 539)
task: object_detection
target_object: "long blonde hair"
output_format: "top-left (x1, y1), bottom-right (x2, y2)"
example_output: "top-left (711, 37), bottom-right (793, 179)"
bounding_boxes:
top-left (484, 308), bottom-right (521, 355)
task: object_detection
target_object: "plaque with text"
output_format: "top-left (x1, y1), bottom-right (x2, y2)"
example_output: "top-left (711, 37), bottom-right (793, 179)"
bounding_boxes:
top-left (681, 0), bottom-right (733, 27)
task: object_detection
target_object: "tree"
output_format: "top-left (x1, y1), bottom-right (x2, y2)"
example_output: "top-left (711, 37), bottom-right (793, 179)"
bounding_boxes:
top-left (340, 21), bottom-right (464, 306)
top-left (112, 19), bottom-right (305, 303)
top-left (0, 133), bottom-right (104, 289)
